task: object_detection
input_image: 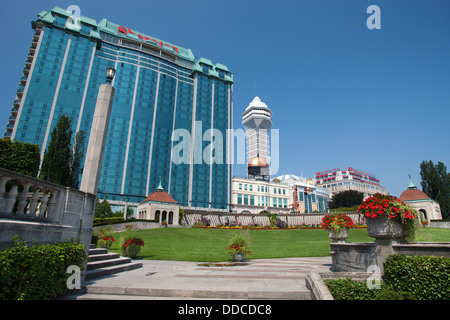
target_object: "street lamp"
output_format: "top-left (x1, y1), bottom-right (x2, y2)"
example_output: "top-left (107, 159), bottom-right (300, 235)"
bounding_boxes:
top-left (106, 67), bottom-right (116, 85)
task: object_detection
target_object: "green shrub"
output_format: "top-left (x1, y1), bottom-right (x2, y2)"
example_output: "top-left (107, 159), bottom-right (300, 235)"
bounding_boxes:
top-left (0, 236), bottom-right (87, 300)
top-left (324, 278), bottom-right (384, 300)
top-left (93, 217), bottom-right (124, 227)
top-left (374, 288), bottom-right (416, 300)
top-left (383, 254), bottom-right (450, 300)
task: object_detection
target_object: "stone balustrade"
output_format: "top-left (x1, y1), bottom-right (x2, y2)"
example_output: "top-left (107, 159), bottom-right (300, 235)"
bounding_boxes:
top-left (0, 168), bottom-right (65, 222)
top-left (0, 167), bottom-right (96, 250)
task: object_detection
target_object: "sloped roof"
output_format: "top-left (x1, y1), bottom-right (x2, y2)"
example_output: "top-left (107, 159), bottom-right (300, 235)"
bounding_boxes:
top-left (399, 177), bottom-right (431, 202)
top-left (399, 188), bottom-right (430, 201)
top-left (141, 190), bottom-right (178, 204)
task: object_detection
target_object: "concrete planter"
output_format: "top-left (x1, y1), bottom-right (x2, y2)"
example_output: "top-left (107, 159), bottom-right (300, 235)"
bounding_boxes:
top-left (123, 244), bottom-right (141, 259)
top-left (366, 214), bottom-right (405, 241)
top-left (328, 227), bottom-right (349, 243)
top-left (232, 253), bottom-right (246, 262)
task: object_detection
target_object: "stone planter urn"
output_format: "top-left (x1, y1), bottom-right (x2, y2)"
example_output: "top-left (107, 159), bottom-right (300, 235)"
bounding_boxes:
top-left (366, 214), bottom-right (405, 242)
top-left (232, 253), bottom-right (246, 262)
top-left (328, 227), bottom-right (349, 243)
top-left (124, 244), bottom-right (141, 259)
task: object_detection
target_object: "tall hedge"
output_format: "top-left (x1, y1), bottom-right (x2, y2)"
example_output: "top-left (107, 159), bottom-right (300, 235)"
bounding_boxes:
top-left (0, 138), bottom-right (40, 177)
top-left (0, 236), bottom-right (87, 300)
top-left (383, 254), bottom-right (450, 300)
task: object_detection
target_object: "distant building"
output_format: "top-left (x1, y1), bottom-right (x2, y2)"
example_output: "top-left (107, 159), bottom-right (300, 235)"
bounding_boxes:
top-left (242, 96), bottom-right (272, 178)
top-left (315, 167), bottom-right (387, 199)
top-left (137, 181), bottom-right (180, 225)
top-left (399, 177), bottom-right (442, 222)
top-left (231, 95), bottom-right (330, 214)
top-left (231, 176), bottom-right (291, 214)
top-left (231, 174), bottom-right (330, 214)
top-left (5, 7), bottom-right (233, 211)
top-left (275, 174), bottom-right (330, 213)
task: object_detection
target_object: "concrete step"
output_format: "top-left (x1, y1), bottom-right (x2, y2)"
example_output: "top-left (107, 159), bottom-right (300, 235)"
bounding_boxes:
top-left (75, 294), bottom-right (217, 300)
top-left (83, 284), bottom-right (311, 300)
top-left (87, 257), bottom-right (132, 270)
top-left (88, 252), bottom-right (120, 262)
top-left (89, 248), bottom-right (108, 255)
top-left (85, 261), bottom-right (143, 280)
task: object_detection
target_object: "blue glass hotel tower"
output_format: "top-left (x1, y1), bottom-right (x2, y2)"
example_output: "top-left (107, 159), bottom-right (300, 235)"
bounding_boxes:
top-left (5, 7), bottom-right (233, 210)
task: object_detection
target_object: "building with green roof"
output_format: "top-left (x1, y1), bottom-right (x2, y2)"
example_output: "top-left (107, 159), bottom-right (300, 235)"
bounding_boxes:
top-left (5, 7), bottom-right (233, 211)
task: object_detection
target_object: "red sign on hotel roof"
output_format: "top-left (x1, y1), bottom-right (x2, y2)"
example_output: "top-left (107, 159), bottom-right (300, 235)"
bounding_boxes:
top-left (117, 25), bottom-right (179, 53)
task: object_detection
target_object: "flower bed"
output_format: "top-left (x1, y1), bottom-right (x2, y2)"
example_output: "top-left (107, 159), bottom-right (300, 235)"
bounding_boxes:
top-left (321, 213), bottom-right (354, 231)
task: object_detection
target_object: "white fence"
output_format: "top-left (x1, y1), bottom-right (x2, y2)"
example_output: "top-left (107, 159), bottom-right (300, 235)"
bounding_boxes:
top-left (184, 212), bottom-right (365, 227)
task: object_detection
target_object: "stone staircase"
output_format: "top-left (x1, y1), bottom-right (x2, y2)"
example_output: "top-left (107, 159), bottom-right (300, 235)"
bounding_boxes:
top-left (85, 244), bottom-right (143, 280)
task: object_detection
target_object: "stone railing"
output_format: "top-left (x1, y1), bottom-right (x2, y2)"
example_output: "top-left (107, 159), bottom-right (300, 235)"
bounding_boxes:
top-left (0, 169), bottom-right (65, 222)
top-left (0, 167), bottom-right (96, 250)
top-left (183, 212), bottom-right (365, 227)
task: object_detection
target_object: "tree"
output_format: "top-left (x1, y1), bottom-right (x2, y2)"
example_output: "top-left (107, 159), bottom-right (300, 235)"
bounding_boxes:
top-left (69, 130), bottom-right (86, 188)
top-left (420, 160), bottom-right (450, 219)
top-left (39, 115), bottom-right (86, 188)
top-left (39, 115), bottom-right (73, 186)
top-left (329, 190), bottom-right (365, 210)
top-left (0, 138), bottom-right (40, 177)
top-left (94, 196), bottom-right (113, 218)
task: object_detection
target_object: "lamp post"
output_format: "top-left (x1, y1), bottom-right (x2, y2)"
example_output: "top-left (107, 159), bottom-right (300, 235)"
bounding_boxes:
top-left (106, 66), bottom-right (116, 85)
top-left (78, 67), bottom-right (116, 285)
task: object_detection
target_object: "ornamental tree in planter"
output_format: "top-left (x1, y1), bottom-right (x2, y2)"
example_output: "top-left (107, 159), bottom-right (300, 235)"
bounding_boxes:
top-left (226, 231), bottom-right (251, 262)
top-left (321, 213), bottom-right (354, 243)
top-left (357, 193), bottom-right (419, 243)
top-left (120, 224), bottom-right (145, 258)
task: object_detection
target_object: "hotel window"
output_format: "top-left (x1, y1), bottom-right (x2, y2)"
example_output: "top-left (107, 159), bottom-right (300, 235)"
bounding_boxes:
top-left (244, 184), bottom-right (247, 191)
top-left (299, 192), bottom-right (304, 202)
top-left (250, 196), bottom-right (254, 206)
top-left (239, 183), bottom-right (242, 190)
top-left (244, 195), bottom-right (248, 205)
top-left (237, 194), bottom-right (242, 205)
top-left (283, 189), bottom-right (286, 195)
top-left (283, 199), bottom-right (287, 208)
top-left (249, 185), bottom-right (253, 191)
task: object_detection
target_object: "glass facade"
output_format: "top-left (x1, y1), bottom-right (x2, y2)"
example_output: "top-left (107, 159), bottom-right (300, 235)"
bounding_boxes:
top-left (5, 7), bottom-right (233, 210)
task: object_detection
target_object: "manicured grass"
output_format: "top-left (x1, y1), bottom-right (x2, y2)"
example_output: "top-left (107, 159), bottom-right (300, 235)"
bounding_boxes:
top-left (108, 227), bottom-right (449, 262)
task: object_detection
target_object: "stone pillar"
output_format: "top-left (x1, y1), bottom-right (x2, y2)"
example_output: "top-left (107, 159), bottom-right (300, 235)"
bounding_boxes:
top-left (80, 84), bottom-right (115, 195)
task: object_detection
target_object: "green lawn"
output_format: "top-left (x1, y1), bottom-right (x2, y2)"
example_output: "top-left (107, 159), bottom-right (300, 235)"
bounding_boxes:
top-left (108, 227), bottom-right (450, 262)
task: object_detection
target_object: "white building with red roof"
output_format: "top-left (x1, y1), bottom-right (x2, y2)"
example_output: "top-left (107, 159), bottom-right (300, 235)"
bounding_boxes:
top-left (137, 180), bottom-right (180, 225)
top-left (399, 176), bottom-right (442, 222)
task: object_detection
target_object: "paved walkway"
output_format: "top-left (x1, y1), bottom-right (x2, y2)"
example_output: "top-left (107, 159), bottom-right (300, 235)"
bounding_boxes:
top-left (72, 257), bottom-right (332, 300)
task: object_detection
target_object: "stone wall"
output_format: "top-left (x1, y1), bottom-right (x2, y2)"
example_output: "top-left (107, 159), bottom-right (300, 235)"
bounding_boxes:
top-left (429, 220), bottom-right (450, 228)
top-left (330, 241), bottom-right (450, 272)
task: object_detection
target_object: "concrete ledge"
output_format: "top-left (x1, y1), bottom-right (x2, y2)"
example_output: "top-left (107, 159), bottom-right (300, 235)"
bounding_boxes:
top-left (306, 272), bottom-right (334, 300)
top-left (306, 271), bottom-right (376, 300)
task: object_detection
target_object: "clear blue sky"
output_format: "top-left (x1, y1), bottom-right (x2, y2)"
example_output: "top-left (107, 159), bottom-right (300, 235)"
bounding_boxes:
top-left (1, 0), bottom-right (449, 197)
